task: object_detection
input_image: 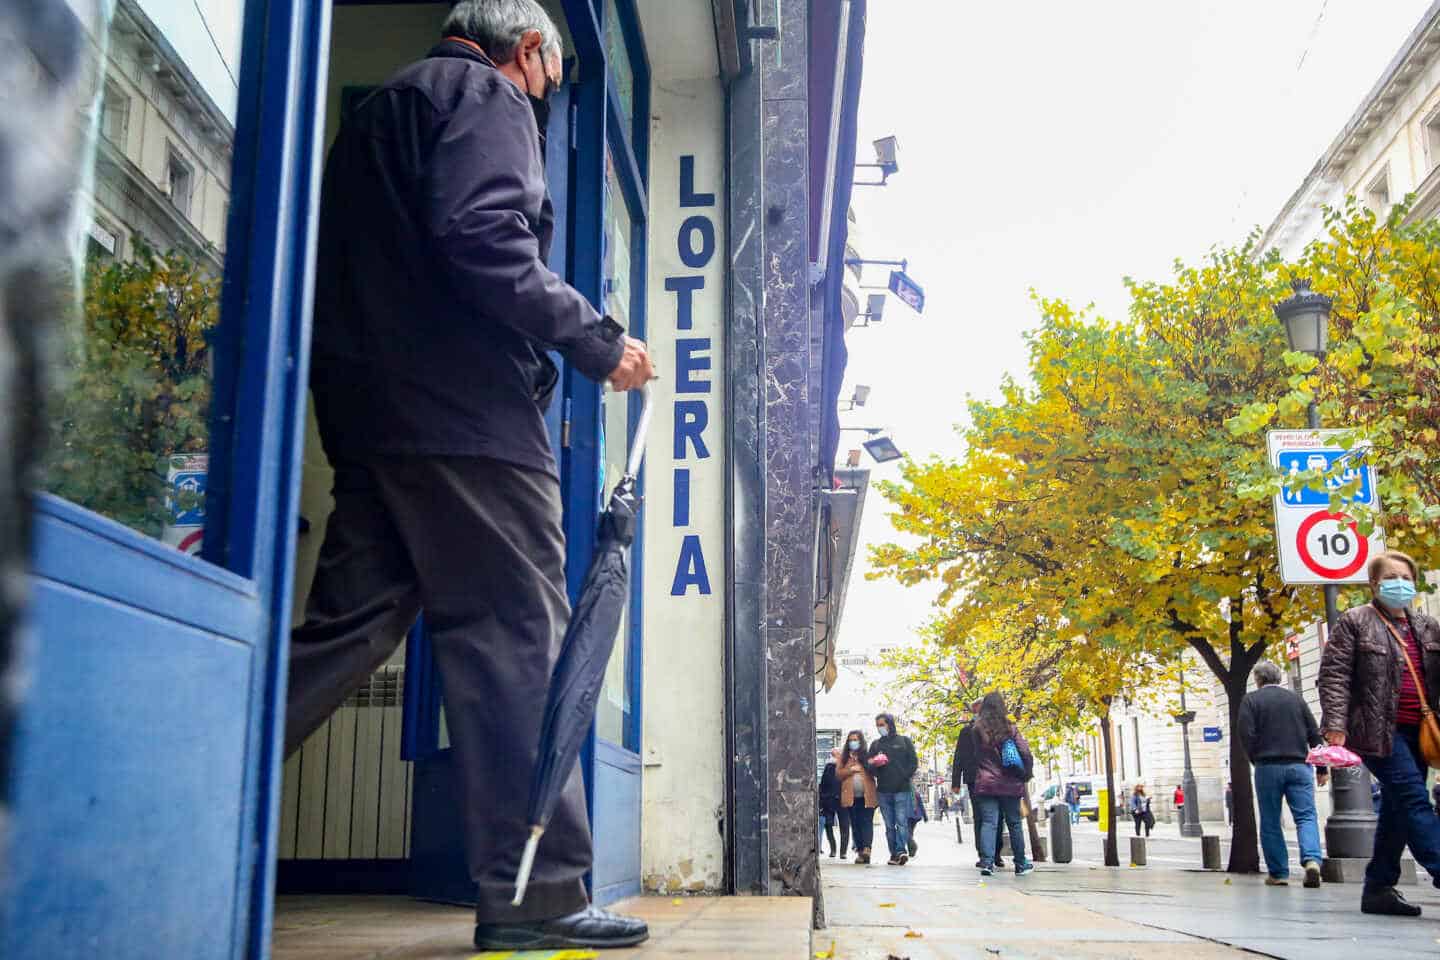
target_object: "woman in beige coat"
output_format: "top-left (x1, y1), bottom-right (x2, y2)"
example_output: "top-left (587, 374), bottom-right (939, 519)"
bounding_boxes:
top-left (837, 729), bottom-right (879, 864)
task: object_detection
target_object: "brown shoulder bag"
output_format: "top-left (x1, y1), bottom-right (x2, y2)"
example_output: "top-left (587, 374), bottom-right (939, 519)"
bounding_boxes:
top-left (1378, 612), bottom-right (1440, 770)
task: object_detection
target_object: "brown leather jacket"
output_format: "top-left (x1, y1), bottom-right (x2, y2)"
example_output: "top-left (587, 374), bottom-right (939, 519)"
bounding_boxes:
top-left (1318, 602), bottom-right (1440, 758)
top-left (836, 757), bottom-right (878, 809)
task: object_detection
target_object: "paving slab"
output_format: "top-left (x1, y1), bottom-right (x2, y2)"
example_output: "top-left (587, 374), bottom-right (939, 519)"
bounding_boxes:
top-left (835, 819), bottom-right (1440, 960)
top-left (272, 894), bottom-right (812, 959)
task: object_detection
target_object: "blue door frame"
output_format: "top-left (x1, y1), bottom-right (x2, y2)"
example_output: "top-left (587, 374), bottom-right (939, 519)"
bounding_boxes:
top-left (1, 0), bottom-right (331, 957)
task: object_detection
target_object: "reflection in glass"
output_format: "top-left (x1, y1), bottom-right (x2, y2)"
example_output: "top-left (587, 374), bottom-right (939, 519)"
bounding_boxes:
top-left (597, 151), bottom-right (635, 748)
top-left (45, 0), bottom-right (242, 553)
top-left (605, 0), bottom-right (635, 134)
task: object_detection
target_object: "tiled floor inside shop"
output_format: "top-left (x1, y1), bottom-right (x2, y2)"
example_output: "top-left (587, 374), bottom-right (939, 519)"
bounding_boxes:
top-left (271, 894), bottom-right (813, 959)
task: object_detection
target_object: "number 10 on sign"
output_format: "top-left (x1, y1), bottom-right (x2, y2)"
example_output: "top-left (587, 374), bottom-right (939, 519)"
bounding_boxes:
top-left (1266, 429), bottom-right (1384, 586)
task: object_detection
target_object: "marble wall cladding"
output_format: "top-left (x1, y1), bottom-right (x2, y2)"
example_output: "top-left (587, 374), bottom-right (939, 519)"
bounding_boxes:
top-left (757, 0), bottom-right (808, 103)
top-left (725, 63), bottom-right (769, 895)
top-left (761, 96), bottom-right (814, 633)
top-left (766, 626), bottom-right (817, 897)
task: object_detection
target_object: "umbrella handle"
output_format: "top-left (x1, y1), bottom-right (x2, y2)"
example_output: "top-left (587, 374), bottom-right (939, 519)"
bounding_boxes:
top-left (623, 382), bottom-right (654, 481)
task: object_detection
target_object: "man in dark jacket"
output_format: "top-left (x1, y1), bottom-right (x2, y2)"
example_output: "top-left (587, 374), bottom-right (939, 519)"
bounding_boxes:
top-left (1238, 661), bottom-right (1327, 889)
top-left (868, 712), bottom-right (919, 865)
top-left (286, 1), bottom-right (652, 950)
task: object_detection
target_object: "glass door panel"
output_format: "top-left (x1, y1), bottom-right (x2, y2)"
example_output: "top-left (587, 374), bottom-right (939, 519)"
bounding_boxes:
top-left (598, 150), bottom-right (635, 749)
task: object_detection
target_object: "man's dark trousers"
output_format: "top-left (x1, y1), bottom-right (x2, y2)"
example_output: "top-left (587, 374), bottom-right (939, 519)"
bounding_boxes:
top-left (284, 455), bottom-right (591, 924)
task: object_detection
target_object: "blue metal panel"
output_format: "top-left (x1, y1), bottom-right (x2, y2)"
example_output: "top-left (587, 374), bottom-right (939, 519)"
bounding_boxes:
top-left (591, 738), bottom-right (644, 906)
top-left (3, 581), bottom-right (254, 960)
top-left (3, 0), bottom-right (331, 956)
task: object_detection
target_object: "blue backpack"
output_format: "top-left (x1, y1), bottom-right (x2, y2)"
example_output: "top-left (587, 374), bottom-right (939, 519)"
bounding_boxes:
top-left (1000, 738), bottom-right (1023, 770)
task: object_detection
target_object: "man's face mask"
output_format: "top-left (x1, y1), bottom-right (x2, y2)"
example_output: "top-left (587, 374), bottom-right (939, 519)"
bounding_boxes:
top-left (523, 48), bottom-right (560, 148)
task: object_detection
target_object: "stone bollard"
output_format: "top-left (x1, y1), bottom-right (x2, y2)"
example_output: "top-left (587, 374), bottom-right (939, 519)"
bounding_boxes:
top-left (1000, 832), bottom-right (1012, 857)
top-left (1034, 836), bottom-right (1048, 862)
top-left (1201, 834), bottom-right (1222, 870)
top-left (1129, 836), bottom-right (1147, 866)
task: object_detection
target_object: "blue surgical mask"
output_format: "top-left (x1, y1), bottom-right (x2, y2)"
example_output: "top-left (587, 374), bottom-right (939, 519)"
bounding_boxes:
top-left (1378, 578), bottom-right (1417, 610)
top-left (877, 726), bottom-right (888, 738)
top-left (848, 740), bottom-right (860, 750)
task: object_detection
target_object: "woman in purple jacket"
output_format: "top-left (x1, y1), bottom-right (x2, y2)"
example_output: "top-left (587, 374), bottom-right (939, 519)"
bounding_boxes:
top-left (972, 692), bottom-right (1035, 876)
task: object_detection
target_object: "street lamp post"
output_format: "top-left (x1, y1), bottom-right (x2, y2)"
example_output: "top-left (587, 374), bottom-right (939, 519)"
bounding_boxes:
top-left (1273, 279), bottom-right (1377, 860)
top-left (1175, 668), bottom-right (1203, 838)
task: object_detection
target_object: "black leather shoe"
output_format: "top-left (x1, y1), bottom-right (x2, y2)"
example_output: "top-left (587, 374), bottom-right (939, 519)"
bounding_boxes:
top-left (1361, 887), bottom-right (1422, 917)
top-left (474, 904), bottom-right (650, 950)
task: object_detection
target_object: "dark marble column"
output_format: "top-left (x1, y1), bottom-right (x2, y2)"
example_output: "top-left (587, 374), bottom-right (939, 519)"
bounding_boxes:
top-left (759, 0), bottom-right (819, 909)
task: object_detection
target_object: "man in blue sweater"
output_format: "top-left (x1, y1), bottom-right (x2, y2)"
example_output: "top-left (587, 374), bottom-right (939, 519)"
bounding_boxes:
top-left (1238, 661), bottom-right (1328, 888)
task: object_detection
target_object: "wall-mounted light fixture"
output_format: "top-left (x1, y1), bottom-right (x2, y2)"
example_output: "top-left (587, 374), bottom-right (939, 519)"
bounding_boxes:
top-left (839, 426), bottom-right (904, 463)
top-left (840, 384), bottom-right (871, 411)
top-left (855, 136), bottom-right (899, 187)
top-left (845, 257), bottom-right (926, 315)
top-left (855, 293), bottom-right (886, 327)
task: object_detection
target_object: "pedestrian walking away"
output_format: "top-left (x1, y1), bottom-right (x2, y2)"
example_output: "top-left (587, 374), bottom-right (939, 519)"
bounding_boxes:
top-left (838, 731), bottom-right (879, 864)
top-left (1318, 550), bottom-right (1440, 919)
top-left (952, 701), bottom-right (1005, 868)
top-left (1065, 782), bottom-right (1081, 825)
top-left (288, 1), bottom-right (654, 950)
top-left (868, 713), bottom-right (920, 865)
top-left (1238, 661), bottom-right (1326, 888)
top-left (970, 692), bottom-right (1035, 876)
top-left (820, 749), bottom-right (842, 859)
top-left (1129, 784), bottom-right (1153, 837)
top-left (1224, 781), bottom-right (1233, 826)
top-left (1173, 784), bottom-right (1184, 823)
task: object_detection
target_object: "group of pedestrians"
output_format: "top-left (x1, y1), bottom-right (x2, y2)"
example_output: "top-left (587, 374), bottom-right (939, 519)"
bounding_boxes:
top-left (1236, 549), bottom-right (1440, 919)
top-left (818, 714), bottom-right (924, 866)
top-left (950, 693), bottom-right (1037, 876)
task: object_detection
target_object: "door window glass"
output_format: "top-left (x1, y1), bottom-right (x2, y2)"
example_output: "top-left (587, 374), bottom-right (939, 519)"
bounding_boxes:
top-left (43, 1), bottom-right (244, 558)
top-left (597, 150), bottom-right (635, 748)
top-left (605, 0), bottom-right (635, 134)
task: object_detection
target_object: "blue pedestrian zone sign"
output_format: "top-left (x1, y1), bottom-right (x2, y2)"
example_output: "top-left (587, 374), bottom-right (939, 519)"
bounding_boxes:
top-left (1275, 447), bottom-right (1374, 507)
top-left (1202, 727), bottom-right (1222, 743)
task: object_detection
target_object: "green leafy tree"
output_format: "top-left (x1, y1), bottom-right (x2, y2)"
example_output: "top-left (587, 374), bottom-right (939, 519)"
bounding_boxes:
top-left (46, 243), bottom-right (218, 536)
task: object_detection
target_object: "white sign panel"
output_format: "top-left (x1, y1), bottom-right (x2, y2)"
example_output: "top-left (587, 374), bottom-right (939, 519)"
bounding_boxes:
top-left (1266, 429), bottom-right (1383, 585)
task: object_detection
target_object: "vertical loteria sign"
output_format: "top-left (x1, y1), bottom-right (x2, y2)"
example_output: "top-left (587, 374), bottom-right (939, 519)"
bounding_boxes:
top-left (641, 64), bottom-right (727, 892)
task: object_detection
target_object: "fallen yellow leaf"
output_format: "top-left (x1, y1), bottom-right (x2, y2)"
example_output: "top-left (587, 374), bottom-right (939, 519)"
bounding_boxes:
top-left (814, 941), bottom-right (836, 959)
top-left (878, 902), bottom-right (896, 908)
top-left (905, 930), bottom-right (924, 939)
top-left (671, 899), bottom-right (683, 906)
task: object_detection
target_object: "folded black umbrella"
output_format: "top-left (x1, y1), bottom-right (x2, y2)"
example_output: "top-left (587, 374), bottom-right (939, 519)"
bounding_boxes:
top-left (513, 384), bottom-right (653, 906)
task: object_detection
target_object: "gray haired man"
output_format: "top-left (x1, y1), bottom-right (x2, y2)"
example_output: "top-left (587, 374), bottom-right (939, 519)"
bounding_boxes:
top-left (291, 0), bottom-right (650, 949)
top-left (1238, 661), bottom-right (1327, 889)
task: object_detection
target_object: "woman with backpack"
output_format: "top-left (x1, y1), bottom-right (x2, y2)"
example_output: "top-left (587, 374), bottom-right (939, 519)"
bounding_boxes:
top-left (972, 692), bottom-right (1035, 876)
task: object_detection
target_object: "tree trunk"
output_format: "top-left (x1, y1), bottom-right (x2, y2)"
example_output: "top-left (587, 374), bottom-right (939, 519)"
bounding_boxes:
top-left (1224, 674), bottom-right (1261, 873)
top-left (1099, 706), bottom-right (1119, 867)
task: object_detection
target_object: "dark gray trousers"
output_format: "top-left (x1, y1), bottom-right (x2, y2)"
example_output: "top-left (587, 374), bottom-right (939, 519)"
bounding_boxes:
top-left (285, 456), bottom-right (591, 923)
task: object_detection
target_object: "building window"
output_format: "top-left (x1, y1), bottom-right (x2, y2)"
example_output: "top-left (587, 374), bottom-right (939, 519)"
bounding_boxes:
top-left (100, 82), bottom-right (130, 148)
top-left (167, 148), bottom-right (193, 219)
top-left (1426, 106), bottom-right (1440, 172)
top-left (1366, 167), bottom-right (1390, 215)
top-left (1131, 717), bottom-right (1142, 777)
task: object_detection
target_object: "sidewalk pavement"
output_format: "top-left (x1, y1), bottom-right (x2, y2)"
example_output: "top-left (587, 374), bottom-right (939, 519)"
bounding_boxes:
top-left (819, 818), bottom-right (1440, 959)
top-left (271, 893), bottom-right (812, 959)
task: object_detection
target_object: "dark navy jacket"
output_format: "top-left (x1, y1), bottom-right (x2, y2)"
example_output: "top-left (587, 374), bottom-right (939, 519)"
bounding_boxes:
top-left (310, 40), bottom-right (622, 476)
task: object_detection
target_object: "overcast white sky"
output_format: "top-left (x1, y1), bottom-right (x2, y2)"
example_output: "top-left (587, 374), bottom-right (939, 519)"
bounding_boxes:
top-left (829, 0), bottom-right (1437, 666)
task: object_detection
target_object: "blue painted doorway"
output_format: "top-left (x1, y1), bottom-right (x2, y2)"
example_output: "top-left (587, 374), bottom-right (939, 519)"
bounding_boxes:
top-left (0, 1), bottom-right (331, 958)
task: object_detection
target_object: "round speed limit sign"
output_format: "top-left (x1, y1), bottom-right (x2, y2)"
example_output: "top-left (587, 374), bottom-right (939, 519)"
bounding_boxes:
top-left (1294, 511), bottom-right (1368, 580)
